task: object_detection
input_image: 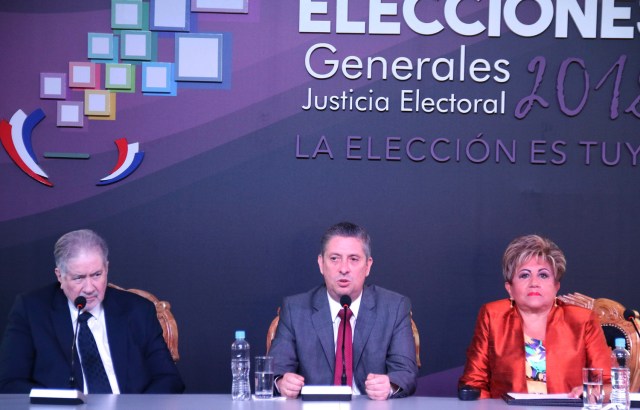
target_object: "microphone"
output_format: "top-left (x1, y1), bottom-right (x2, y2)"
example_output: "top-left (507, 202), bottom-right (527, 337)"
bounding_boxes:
top-left (623, 309), bottom-right (639, 320)
top-left (69, 296), bottom-right (86, 388)
top-left (339, 295), bottom-right (351, 386)
top-left (623, 308), bottom-right (640, 339)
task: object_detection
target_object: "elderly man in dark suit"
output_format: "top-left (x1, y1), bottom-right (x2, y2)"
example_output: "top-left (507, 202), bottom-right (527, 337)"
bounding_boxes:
top-left (270, 222), bottom-right (418, 400)
top-left (0, 229), bottom-right (184, 394)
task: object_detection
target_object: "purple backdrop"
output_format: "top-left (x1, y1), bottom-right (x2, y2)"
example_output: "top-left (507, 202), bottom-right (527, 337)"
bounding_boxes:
top-left (1, 0), bottom-right (639, 394)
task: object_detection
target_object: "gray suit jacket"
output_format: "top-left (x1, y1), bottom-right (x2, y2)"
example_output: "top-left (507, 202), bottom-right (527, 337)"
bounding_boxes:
top-left (269, 284), bottom-right (418, 397)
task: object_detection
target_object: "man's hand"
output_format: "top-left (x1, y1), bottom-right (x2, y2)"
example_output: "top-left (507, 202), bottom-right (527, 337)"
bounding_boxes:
top-left (365, 373), bottom-right (391, 400)
top-left (276, 372), bottom-right (305, 399)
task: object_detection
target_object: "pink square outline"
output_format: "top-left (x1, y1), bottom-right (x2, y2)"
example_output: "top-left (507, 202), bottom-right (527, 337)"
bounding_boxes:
top-left (69, 62), bottom-right (97, 88)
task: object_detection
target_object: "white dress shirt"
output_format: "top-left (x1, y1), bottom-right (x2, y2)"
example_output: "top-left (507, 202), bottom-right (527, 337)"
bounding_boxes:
top-left (67, 300), bottom-right (120, 394)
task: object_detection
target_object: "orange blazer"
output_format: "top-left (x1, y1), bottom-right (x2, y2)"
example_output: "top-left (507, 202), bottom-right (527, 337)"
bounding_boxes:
top-left (459, 299), bottom-right (611, 399)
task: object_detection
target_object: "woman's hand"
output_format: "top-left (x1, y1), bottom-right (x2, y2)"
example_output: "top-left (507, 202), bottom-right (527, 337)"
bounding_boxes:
top-left (568, 385), bottom-right (582, 398)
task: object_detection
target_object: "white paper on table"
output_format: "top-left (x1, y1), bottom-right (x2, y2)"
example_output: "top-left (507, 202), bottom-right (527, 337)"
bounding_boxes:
top-left (506, 392), bottom-right (572, 400)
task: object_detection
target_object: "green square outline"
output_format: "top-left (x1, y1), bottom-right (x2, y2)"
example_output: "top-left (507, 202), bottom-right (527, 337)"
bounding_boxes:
top-left (111, 0), bottom-right (143, 30)
top-left (120, 30), bottom-right (152, 61)
top-left (105, 63), bottom-right (134, 90)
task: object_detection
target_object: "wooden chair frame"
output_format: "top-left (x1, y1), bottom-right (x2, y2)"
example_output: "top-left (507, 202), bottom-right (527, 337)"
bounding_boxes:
top-left (558, 292), bottom-right (639, 391)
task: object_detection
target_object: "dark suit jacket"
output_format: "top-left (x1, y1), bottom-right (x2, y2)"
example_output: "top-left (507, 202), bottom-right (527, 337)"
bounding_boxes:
top-left (459, 299), bottom-right (611, 398)
top-left (0, 283), bottom-right (185, 393)
top-left (269, 284), bottom-right (418, 398)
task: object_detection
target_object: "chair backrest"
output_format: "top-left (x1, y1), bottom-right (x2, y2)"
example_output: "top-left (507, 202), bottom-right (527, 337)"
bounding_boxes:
top-left (558, 292), bottom-right (639, 391)
top-left (265, 307), bottom-right (422, 368)
top-left (108, 283), bottom-right (180, 362)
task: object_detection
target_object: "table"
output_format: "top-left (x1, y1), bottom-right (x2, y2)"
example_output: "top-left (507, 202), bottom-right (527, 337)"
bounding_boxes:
top-left (0, 394), bottom-right (590, 410)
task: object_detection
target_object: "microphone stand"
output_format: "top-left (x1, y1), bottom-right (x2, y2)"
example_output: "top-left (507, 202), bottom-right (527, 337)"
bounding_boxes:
top-left (629, 317), bottom-right (640, 339)
top-left (69, 303), bottom-right (84, 388)
top-left (341, 304), bottom-right (348, 386)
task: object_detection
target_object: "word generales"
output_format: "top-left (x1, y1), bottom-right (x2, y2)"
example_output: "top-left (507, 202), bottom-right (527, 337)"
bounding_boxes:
top-left (302, 88), bottom-right (506, 114)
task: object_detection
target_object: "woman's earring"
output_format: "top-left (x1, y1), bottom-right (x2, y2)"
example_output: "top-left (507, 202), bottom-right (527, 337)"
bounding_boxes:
top-left (554, 297), bottom-right (558, 307)
top-left (510, 298), bottom-right (515, 308)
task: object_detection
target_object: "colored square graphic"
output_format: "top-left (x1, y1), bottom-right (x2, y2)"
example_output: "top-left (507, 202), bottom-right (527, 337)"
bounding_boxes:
top-left (57, 101), bottom-right (84, 127)
top-left (112, 0), bottom-right (144, 29)
top-left (151, 0), bottom-right (190, 31)
top-left (175, 33), bottom-right (223, 82)
top-left (40, 73), bottom-right (67, 99)
top-left (121, 30), bottom-right (152, 60)
top-left (89, 92), bottom-right (117, 120)
top-left (191, 0), bottom-right (248, 13)
top-left (105, 63), bottom-right (134, 90)
top-left (88, 33), bottom-right (115, 59)
top-left (84, 90), bottom-right (112, 116)
top-left (142, 62), bottom-right (175, 93)
top-left (69, 62), bottom-right (98, 88)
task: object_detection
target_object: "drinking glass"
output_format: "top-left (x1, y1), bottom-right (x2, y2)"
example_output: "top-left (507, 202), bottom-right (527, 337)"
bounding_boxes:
top-left (254, 356), bottom-right (274, 399)
top-left (582, 368), bottom-right (603, 410)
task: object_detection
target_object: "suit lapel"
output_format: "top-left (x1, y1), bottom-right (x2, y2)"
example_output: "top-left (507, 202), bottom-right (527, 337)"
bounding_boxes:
top-left (103, 288), bottom-right (128, 392)
top-left (353, 286), bottom-right (375, 373)
top-left (50, 287), bottom-right (83, 389)
top-left (311, 288), bottom-right (335, 372)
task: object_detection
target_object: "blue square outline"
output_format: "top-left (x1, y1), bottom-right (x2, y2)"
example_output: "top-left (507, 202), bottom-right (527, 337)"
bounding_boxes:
top-left (142, 62), bottom-right (174, 93)
top-left (175, 32), bottom-right (223, 82)
top-left (88, 33), bottom-right (115, 60)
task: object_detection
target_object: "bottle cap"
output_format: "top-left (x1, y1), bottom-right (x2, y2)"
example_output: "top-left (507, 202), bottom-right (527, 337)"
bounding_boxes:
top-left (614, 338), bottom-right (625, 348)
top-left (235, 330), bottom-right (246, 339)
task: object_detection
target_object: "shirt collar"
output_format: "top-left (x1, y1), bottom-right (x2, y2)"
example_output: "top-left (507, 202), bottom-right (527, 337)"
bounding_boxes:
top-left (327, 291), bottom-right (362, 321)
top-left (66, 298), bottom-right (104, 321)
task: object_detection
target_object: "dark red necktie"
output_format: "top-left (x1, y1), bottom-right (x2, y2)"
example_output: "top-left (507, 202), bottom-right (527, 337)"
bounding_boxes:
top-left (334, 308), bottom-right (353, 386)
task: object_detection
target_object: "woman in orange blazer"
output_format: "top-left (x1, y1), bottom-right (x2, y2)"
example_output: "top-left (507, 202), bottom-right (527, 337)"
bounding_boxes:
top-left (459, 235), bottom-right (611, 399)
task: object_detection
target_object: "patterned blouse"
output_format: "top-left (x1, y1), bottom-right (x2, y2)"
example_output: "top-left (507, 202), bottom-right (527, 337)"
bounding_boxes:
top-left (525, 334), bottom-right (547, 394)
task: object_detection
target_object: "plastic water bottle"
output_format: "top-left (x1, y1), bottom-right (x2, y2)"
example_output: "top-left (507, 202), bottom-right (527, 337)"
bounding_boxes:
top-left (610, 337), bottom-right (630, 410)
top-left (231, 330), bottom-right (251, 400)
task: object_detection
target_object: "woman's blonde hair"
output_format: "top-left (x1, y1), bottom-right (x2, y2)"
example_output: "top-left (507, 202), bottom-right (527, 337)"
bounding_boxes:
top-left (502, 234), bottom-right (566, 283)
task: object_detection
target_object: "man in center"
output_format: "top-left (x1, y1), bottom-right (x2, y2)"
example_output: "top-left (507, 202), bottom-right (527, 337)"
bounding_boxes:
top-left (269, 222), bottom-right (418, 400)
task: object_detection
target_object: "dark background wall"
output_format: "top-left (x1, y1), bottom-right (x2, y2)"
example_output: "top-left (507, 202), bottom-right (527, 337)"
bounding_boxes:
top-left (1, 0), bottom-right (639, 395)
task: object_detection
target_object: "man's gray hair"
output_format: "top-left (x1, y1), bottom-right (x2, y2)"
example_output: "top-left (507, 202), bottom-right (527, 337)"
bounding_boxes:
top-left (54, 229), bottom-right (109, 275)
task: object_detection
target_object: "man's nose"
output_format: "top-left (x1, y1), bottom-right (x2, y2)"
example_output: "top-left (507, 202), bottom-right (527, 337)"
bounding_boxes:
top-left (82, 278), bottom-right (97, 293)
